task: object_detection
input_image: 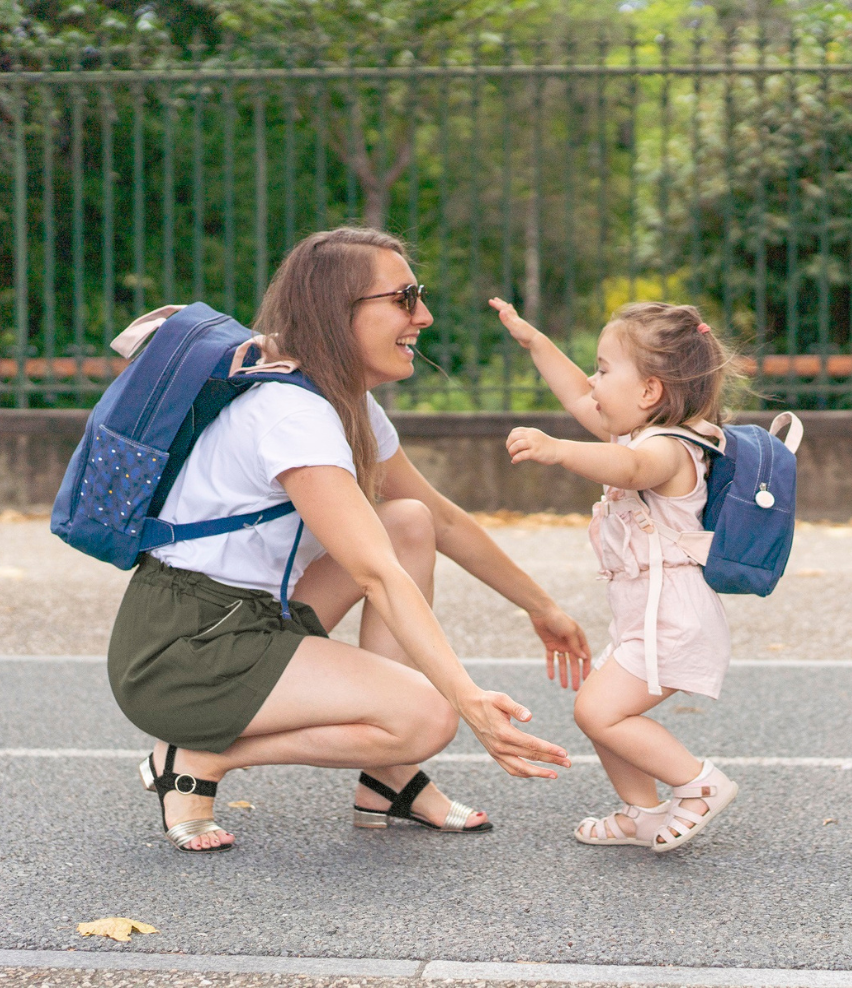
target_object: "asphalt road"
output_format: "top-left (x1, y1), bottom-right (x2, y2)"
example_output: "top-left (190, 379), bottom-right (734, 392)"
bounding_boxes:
top-left (1, 518), bottom-right (851, 987)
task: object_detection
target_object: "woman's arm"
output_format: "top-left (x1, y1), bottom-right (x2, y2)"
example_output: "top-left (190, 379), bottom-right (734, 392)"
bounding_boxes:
top-left (489, 298), bottom-right (608, 440)
top-left (281, 462), bottom-right (573, 777)
top-left (379, 448), bottom-right (591, 690)
top-left (506, 430), bottom-right (696, 496)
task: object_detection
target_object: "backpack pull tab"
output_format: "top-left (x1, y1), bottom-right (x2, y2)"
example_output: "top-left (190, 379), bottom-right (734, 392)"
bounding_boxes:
top-left (755, 484), bottom-right (775, 509)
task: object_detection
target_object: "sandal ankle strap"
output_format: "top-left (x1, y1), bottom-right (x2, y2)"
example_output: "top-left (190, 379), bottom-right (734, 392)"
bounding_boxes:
top-left (155, 744), bottom-right (219, 799)
top-left (358, 770), bottom-right (431, 818)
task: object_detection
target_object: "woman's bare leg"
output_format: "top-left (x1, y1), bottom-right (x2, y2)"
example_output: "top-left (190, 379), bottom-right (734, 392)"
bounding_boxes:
top-left (292, 498), bottom-right (488, 829)
top-left (154, 634), bottom-right (460, 849)
top-left (292, 498), bottom-right (436, 665)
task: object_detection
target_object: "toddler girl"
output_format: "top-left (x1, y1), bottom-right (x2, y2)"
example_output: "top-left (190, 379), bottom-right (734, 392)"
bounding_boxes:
top-left (490, 298), bottom-right (739, 853)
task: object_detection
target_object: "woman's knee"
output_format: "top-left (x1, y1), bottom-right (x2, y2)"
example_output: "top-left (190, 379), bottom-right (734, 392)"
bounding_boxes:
top-left (400, 682), bottom-right (459, 762)
top-left (378, 499), bottom-right (436, 558)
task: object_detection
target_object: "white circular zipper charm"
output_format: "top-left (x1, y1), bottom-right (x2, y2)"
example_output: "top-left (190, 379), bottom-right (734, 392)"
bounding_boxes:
top-left (755, 485), bottom-right (775, 509)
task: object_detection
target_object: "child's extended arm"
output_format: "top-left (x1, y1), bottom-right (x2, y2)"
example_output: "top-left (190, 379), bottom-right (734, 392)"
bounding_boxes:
top-left (489, 297), bottom-right (607, 440)
top-left (506, 430), bottom-right (695, 497)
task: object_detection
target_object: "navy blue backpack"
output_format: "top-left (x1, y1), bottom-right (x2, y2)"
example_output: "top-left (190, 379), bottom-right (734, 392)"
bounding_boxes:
top-left (614, 414), bottom-right (803, 695)
top-left (51, 302), bottom-right (322, 614)
top-left (631, 413), bottom-right (803, 596)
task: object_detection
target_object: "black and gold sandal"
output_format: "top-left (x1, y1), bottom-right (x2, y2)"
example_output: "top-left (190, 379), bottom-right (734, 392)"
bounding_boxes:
top-left (353, 770), bottom-right (493, 833)
top-left (139, 744), bottom-right (232, 853)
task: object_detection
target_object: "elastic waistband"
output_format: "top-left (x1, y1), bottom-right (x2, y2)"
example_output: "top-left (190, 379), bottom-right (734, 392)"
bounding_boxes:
top-left (137, 553), bottom-right (280, 610)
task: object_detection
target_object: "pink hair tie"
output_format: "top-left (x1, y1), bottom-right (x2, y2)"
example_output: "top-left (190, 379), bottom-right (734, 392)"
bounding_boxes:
top-left (697, 322), bottom-right (711, 334)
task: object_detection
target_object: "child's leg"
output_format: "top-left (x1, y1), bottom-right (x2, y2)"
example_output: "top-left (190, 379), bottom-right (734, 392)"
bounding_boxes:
top-left (574, 658), bottom-right (705, 838)
top-left (574, 657), bottom-right (702, 784)
top-left (592, 742), bottom-right (660, 809)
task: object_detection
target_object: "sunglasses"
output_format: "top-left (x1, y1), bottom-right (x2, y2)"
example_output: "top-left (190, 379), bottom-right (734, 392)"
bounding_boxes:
top-left (355, 284), bottom-right (427, 315)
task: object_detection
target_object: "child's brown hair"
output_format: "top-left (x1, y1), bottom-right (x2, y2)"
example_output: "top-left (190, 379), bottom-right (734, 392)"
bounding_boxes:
top-left (607, 302), bottom-right (743, 428)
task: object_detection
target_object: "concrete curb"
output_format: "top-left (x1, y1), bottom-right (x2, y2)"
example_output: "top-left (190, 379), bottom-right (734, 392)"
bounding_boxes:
top-left (1, 951), bottom-right (851, 986)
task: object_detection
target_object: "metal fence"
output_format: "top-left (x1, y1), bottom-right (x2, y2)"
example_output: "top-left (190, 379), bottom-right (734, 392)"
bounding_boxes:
top-left (4, 24), bottom-right (852, 409)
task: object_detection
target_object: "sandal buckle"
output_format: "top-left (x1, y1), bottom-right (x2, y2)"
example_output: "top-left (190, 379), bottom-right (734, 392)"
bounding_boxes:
top-left (174, 773), bottom-right (198, 795)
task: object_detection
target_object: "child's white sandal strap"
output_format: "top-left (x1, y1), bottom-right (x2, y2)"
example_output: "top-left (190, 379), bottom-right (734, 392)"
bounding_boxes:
top-left (670, 781), bottom-right (719, 800)
top-left (576, 814), bottom-right (628, 842)
top-left (664, 806), bottom-right (707, 833)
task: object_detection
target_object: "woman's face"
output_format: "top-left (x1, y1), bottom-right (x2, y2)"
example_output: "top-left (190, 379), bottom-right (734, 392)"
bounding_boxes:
top-left (352, 249), bottom-right (434, 390)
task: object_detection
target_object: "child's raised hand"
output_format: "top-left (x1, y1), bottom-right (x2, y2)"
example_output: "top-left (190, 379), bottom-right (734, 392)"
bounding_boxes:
top-left (506, 426), bottom-right (564, 467)
top-left (488, 297), bottom-right (539, 348)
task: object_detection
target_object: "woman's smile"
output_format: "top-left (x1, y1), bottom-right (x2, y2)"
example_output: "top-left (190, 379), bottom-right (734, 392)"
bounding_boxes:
top-left (352, 249), bottom-right (433, 389)
top-left (396, 332), bottom-right (419, 356)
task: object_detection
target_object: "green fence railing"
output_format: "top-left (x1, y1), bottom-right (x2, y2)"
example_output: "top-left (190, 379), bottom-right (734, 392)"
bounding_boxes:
top-left (4, 25), bottom-right (852, 410)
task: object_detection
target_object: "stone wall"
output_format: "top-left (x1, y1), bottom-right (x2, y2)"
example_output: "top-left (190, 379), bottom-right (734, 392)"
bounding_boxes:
top-left (0, 409), bottom-right (844, 520)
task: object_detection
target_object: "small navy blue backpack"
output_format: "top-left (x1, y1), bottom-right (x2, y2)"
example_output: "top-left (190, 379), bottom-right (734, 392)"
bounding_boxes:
top-left (631, 413), bottom-right (803, 596)
top-left (611, 414), bottom-right (802, 695)
top-left (51, 302), bottom-right (322, 614)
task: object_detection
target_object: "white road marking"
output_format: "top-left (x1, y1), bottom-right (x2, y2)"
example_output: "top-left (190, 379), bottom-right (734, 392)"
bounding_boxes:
top-left (1, 748), bottom-right (849, 768)
top-left (1, 656), bottom-right (848, 766)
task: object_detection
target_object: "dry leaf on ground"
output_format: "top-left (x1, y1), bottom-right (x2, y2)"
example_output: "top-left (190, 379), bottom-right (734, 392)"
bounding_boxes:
top-left (77, 917), bottom-right (159, 942)
top-left (228, 800), bottom-right (254, 809)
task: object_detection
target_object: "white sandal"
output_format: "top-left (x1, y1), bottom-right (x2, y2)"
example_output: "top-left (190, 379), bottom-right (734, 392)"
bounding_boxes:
top-left (653, 760), bottom-right (738, 853)
top-left (575, 800), bottom-right (671, 847)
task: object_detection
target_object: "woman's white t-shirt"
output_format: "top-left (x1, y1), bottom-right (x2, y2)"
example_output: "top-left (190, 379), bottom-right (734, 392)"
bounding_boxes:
top-left (151, 384), bottom-right (399, 600)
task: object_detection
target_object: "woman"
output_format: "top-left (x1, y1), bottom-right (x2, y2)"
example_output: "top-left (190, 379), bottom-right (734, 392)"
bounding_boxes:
top-left (109, 227), bottom-right (590, 852)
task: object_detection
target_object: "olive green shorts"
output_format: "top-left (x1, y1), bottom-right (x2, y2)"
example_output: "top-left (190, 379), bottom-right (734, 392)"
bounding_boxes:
top-left (108, 554), bottom-right (328, 753)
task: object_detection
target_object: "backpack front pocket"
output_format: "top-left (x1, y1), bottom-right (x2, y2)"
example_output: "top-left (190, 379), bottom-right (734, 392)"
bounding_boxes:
top-left (78, 424), bottom-right (170, 537)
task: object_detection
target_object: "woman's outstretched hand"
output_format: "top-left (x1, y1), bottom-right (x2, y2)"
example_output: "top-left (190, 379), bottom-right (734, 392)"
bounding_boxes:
top-left (459, 689), bottom-right (572, 778)
top-left (488, 297), bottom-right (540, 348)
top-left (528, 605), bottom-right (592, 690)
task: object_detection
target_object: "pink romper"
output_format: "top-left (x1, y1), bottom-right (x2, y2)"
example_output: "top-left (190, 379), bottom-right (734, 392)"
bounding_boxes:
top-left (588, 436), bottom-right (731, 699)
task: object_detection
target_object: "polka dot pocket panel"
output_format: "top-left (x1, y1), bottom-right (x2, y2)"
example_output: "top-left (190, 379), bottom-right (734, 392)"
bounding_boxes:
top-left (78, 424), bottom-right (170, 536)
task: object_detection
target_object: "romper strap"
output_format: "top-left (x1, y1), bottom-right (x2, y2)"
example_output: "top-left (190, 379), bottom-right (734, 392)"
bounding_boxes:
top-left (643, 524), bottom-right (664, 697)
top-left (606, 494), bottom-right (667, 697)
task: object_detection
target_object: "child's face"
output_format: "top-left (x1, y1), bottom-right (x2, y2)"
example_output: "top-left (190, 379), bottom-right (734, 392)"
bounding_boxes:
top-left (587, 324), bottom-right (656, 436)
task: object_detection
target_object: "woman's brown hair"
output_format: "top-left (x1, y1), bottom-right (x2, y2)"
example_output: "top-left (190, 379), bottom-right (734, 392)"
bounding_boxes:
top-left (253, 227), bottom-right (408, 504)
top-left (607, 302), bottom-right (743, 429)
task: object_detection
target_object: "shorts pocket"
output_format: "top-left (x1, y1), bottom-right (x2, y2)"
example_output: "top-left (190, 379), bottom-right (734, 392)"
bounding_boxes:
top-left (189, 600), bottom-right (244, 644)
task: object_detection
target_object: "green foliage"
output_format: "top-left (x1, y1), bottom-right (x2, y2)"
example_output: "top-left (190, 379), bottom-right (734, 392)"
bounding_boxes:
top-left (6, 2), bottom-right (852, 410)
top-left (394, 352), bottom-right (566, 411)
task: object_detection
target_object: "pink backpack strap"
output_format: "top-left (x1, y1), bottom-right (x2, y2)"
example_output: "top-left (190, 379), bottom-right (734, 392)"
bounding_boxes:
top-left (628, 419), bottom-right (725, 455)
top-left (110, 305), bottom-right (186, 358)
top-left (769, 411), bottom-right (803, 454)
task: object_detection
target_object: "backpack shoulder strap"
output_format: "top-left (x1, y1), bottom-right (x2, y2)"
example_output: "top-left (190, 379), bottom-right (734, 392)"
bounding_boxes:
top-left (223, 334), bottom-right (324, 398)
top-left (629, 420), bottom-right (726, 456)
